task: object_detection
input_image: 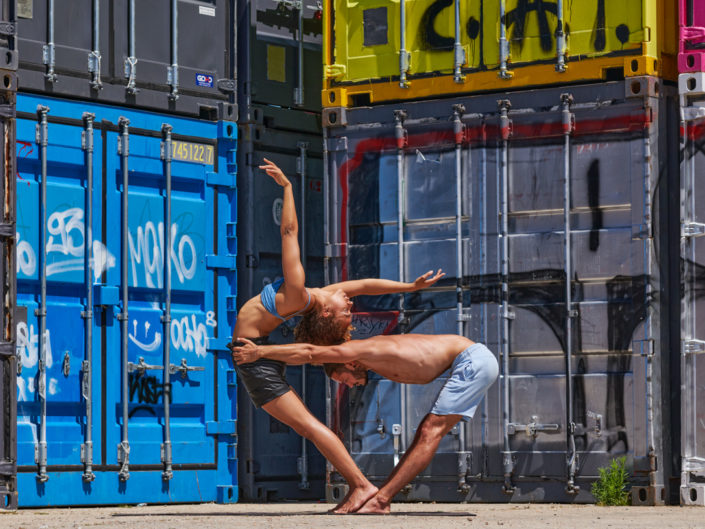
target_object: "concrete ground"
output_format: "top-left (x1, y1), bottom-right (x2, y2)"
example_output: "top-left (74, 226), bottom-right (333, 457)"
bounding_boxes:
top-left (0, 502), bottom-right (702, 529)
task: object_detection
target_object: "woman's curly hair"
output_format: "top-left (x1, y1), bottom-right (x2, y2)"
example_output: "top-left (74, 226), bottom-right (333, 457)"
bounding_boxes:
top-left (294, 309), bottom-right (352, 346)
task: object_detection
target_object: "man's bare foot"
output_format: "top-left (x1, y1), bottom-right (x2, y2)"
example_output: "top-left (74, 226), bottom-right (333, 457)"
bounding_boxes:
top-left (355, 495), bottom-right (390, 515)
top-left (331, 483), bottom-right (378, 514)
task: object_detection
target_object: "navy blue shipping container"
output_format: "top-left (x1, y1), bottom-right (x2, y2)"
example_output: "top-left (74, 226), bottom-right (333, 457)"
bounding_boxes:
top-left (14, 93), bottom-right (238, 506)
top-left (236, 104), bottom-right (327, 500)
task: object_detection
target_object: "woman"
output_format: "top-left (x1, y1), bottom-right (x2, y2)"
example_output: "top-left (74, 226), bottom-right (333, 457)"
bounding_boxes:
top-left (231, 159), bottom-right (443, 513)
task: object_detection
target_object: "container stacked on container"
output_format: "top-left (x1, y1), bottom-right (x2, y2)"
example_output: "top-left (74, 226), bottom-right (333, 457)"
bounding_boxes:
top-left (0, 0), bottom-right (17, 512)
top-left (322, 0), bottom-right (685, 505)
top-left (677, 0), bottom-right (705, 508)
top-left (12, 1), bottom-right (239, 507)
top-left (235, 0), bottom-right (328, 501)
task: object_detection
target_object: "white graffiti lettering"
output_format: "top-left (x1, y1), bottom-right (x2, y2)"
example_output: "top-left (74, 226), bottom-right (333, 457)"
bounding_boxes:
top-left (128, 221), bottom-right (197, 288)
top-left (17, 232), bottom-right (36, 276)
top-left (171, 315), bottom-right (210, 358)
top-left (205, 311), bottom-right (217, 327)
top-left (16, 321), bottom-right (53, 370)
top-left (47, 207), bottom-right (84, 256)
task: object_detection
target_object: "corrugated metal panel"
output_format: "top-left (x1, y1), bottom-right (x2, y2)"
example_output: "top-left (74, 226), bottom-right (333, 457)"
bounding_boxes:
top-left (679, 80), bottom-right (705, 506)
top-left (323, 78), bottom-right (680, 504)
top-left (239, 0), bottom-right (323, 112)
top-left (236, 104), bottom-right (328, 500)
top-left (14, 93), bottom-right (238, 506)
top-left (17, 1), bottom-right (236, 120)
top-left (323, 0), bottom-right (678, 108)
top-left (679, 0), bottom-right (705, 73)
top-left (0, 80), bottom-right (17, 510)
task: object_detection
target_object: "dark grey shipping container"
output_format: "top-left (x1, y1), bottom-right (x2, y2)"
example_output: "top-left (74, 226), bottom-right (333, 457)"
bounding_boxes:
top-left (322, 77), bottom-right (682, 504)
top-left (0, 81), bottom-right (16, 510)
top-left (17, 0), bottom-right (236, 120)
top-left (678, 71), bottom-right (705, 507)
top-left (238, 0), bottom-right (322, 113)
top-left (236, 104), bottom-right (327, 500)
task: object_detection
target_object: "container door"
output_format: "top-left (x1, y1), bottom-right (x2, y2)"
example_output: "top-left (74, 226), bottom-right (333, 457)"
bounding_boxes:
top-left (15, 111), bottom-right (104, 478)
top-left (102, 125), bottom-right (215, 469)
top-left (237, 107), bottom-right (327, 499)
top-left (680, 111), bottom-right (705, 505)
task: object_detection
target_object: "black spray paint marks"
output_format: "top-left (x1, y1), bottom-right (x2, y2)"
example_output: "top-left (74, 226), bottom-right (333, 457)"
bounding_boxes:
top-left (505, 0), bottom-right (558, 53)
top-left (128, 372), bottom-right (171, 417)
top-left (588, 159), bottom-right (603, 252)
top-left (593, 0), bottom-right (606, 51)
top-left (419, 0), bottom-right (455, 51)
top-left (616, 24), bottom-right (630, 45)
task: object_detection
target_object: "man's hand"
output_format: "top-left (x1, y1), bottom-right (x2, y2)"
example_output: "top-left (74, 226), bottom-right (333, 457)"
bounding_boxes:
top-left (229, 337), bottom-right (261, 365)
top-left (411, 269), bottom-right (445, 290)
top-left (259, 157), bottom-right (291, 188)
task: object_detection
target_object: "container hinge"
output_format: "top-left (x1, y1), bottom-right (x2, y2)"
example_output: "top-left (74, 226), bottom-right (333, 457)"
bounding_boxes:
top-left (206, 420), bottom-right (237, 436)
top-left (87, 51), bottom-right (102, 90)
top-left (169, 358), bottom-right (205, 379)
top-left (324, 64), bottom-right (346, 79)
top-left (502, 308), bottom-right (515, 320)
top-left (117, 441), bottom-right (130, 481)
top-left (682, 105), bottom-right (705, 121)
top-left (684, 339), bottom-right (705, 354)
top-left (81, 360), bottom-right (90, 400)
top-left (217, 79), bottom-right (236, 94)
top-left (392, 423), bottom-right (403, 466)
top-left (326, 136), bottom-right (348, 152)
top-left (127, 356), bottom-right (164, 376)
top-left (206, 254), bottom-right (237, 270)
top-left (124, 56), bottom-right (139, 95)
top-left (206, 170), bottom-right (237, 189)
top-left (0, 22), bottom-right (16, 36)
top-left (682, 222), bottom-right (705, 238)
top-left (62, 351), bottom-right (71, 377)
top-left (457, 309), bottom-right (472, 322)
top-left (15, 344), bottom-right (22, 375)
top-left (507, 416), bottom-right (560, 438)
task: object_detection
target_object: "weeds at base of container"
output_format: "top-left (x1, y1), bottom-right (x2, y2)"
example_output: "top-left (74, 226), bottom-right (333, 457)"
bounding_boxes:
top-left (591, 456), bottom-right (631, 506)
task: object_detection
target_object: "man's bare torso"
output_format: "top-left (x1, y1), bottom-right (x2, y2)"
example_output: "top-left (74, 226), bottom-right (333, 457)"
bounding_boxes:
top-left (355, 334), bottom-right (474, 384)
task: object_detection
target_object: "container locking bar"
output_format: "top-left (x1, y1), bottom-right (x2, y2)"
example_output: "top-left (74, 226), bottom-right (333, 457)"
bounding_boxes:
top-left (297, 140), bottom-right (310, 490)
top-left (560, 93), bottom-right (579, 495)
top-left (127, 356), bottom-right (164, 376)
top-left (453, 0), bottom-right (465, 82)
top-left (161, 123), bottom-right (174, 480)
top-left (42, 0), bottom-right (57, 82)
top-left (167, 0), bottom-right (179, 101)
top-left (507, 416), bottom-right (560, 438)
top-left (497, 99), bottom-right (514, 494)
top-left (88, 0), bottom-right (102, 90)
top-left (35, 105), bottom-right (50, 483)
top-left (118, 117), bottom-right (131, 482)
top-left (498, 0), bottom-right (513, 79)
top-left (398, 0), bottom-right (410, 88)
top-left (125, 0), bottom-right (138, 95)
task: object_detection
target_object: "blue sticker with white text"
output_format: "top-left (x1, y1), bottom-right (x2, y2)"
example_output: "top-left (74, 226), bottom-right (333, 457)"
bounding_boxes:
top-left (196, 73), bottom-right (214, 87)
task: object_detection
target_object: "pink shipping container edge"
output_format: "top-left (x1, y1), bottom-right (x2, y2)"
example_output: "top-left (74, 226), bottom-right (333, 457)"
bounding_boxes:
top-left (680, 0), bottom-right (705, 72)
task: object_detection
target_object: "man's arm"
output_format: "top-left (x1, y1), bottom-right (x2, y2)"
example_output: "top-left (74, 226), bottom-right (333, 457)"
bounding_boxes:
top-left (325, 270), bottom-right (445, 298)
top-left (230, 338), bottom-right (363, 365)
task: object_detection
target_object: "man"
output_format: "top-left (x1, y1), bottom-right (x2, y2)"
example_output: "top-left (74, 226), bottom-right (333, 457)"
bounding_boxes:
top-left (230, 333), bottom-right (498, 514)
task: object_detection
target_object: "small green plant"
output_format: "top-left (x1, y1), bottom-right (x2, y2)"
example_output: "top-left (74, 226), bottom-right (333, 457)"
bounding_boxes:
top-left (591, 456), bottom-right (630, 506)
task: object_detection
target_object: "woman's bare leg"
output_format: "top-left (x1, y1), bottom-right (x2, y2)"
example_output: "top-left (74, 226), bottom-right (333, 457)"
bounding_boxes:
top-left (262, 390), bottom-right (377, 513)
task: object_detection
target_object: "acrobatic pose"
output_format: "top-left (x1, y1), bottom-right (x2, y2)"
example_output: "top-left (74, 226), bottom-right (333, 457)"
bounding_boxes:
top-left (230, 158), bottom-right (444, 513)
top-left (230, 333), bottom-right (499, 514)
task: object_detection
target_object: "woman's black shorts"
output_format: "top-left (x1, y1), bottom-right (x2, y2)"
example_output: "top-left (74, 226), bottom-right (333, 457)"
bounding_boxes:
top-left (231, 337), bottom-right (291, 408)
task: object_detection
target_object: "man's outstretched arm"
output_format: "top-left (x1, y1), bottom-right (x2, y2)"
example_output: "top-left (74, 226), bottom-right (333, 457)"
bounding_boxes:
top-left (230, 338), bottom-right (360, 365)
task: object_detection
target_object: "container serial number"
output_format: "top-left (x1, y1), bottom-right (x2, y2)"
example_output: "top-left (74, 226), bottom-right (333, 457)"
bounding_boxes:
top-left (172, 141), bottom-right (214, 165)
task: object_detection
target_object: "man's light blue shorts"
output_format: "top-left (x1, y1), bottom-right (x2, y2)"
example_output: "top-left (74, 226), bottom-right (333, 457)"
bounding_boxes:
top-left (430, 343), bottom-right (499, 422)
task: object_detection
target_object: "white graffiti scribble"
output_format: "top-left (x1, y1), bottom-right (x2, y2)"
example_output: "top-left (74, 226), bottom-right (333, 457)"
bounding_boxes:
top-left (17, 232), bottom-right (36, 276)
top-left (16, 321), bottom-right (53, 370)
top-left (128, 319), bottom-right (162, 352)
top-left (128, 221), bottom-right (197, 288)
top-left (205, 311), bottom-right (216, 327)
top-left (171, 315), bottom-right (211, 358)
top-left (16, 205), bottom-right (116, 280)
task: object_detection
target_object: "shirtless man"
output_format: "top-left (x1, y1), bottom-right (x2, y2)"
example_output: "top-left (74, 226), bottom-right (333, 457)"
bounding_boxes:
top-left (230, 334), bottom-right (499, 514)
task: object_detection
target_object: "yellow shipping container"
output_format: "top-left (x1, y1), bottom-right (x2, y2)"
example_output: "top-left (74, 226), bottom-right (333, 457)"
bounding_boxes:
top-left (323, 0), bottom-right (678, 107)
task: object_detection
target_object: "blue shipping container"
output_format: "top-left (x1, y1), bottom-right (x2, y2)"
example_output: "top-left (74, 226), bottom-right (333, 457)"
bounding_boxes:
top-left (14, 93), bottom-right (238, 506)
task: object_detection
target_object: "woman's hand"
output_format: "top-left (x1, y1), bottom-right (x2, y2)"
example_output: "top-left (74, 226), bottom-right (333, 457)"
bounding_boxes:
top-left (228, 337), bottom-right (261, 365)
top-left (259, 158), bottom-right (291, 188)
top-left (411, 269), bottom-right (445, 290)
